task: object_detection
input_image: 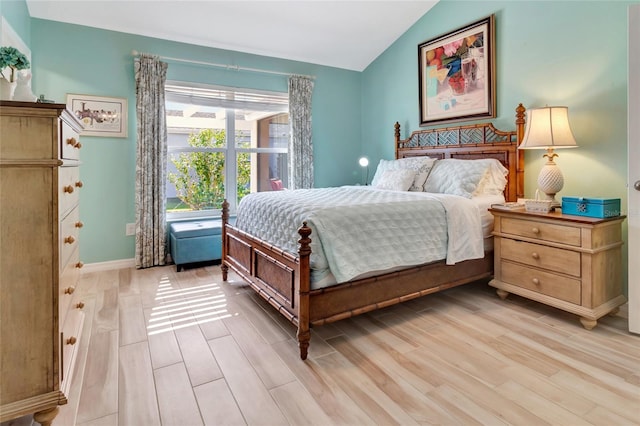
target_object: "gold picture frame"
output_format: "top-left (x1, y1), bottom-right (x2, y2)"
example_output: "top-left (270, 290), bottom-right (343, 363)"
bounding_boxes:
top-left (418, 15), bottom-right (496, 126)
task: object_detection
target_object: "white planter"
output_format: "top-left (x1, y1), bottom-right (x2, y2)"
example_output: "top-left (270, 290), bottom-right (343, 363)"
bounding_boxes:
top-left (0, 78), bottom-right (16, 100)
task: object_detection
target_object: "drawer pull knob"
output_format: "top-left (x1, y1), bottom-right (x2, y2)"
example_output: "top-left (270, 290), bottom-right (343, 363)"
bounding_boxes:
top-left (65, 138), bottom-right (82, 149)
top-left (64, 235), bottom-right (75, 244)
top-left (532, 278), bottom-right (540, 285)
top-left (532, 227), bottom-right (540, 234)
top-left (76, 261), bottom-right (84, 269)
top-left (75, 181), bottom-right (83, 188)
top-left (66, 336), bottom-right (77, 345)
top-left (63, 185), bottom-right (74, 194)
top-left (75, 221), bottom-right (84, 228)
top-left (64, 286), bottom-right (75, 295)
top-left (76, 302), bottom-right (85, 309)
top-left (531, 252), bottom-right (540, 260)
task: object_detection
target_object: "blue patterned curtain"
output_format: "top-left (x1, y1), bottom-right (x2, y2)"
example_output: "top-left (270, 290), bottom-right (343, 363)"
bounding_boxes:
top-left (134, 54), bottom-right (168, 268)
top-left (288, 75), bottom-right (314, 189)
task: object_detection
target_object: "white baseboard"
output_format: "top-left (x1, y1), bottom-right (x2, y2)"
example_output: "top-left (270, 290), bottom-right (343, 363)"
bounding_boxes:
top-left (81, 258), bottom-right (136, 273)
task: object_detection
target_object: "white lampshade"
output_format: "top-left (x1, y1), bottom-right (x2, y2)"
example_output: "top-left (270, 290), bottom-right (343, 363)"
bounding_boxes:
top-left (519, 106), bottom-right (578, 206)
top-left (519, 106), bottom-right (578, 150)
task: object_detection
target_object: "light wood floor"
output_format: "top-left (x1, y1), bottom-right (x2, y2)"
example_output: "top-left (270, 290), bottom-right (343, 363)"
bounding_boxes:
top-left (52, 263), bottom-right (639, 426)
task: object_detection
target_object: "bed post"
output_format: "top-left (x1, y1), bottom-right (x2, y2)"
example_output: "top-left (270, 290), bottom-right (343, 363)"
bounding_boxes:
top-left (221, 199), bottom-right (229, 281)
top-left (394, 122), bottom-right (401, 159)
top-left (297, 222), bottom-right (312, 360)
top-left (515, 103), bottom-right (526, 199)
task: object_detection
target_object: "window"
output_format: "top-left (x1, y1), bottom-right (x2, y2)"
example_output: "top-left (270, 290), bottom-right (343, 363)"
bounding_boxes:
top-left (165, 82), bottom-right (289, 218)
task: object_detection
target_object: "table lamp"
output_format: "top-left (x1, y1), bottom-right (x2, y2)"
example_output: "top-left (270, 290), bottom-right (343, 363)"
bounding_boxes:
top-left (519, 106), bottom-right (578, 206)
top-left (358, 157), bottom-right (369, 185)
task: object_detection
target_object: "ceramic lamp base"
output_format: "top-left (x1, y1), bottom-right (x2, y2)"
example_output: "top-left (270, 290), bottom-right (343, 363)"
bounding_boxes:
top-left (537, 162), bottom-right (564, 206)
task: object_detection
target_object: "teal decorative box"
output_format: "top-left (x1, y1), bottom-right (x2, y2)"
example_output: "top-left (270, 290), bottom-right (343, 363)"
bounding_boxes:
top-left (561, 197), bottom-right (621, 218)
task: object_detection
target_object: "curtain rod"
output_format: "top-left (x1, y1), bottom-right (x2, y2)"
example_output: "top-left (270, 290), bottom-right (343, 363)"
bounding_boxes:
top-left (131, 50), bottom-right (315, 80)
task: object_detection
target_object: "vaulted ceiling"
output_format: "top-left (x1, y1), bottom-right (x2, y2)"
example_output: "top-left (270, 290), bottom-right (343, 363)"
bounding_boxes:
top-left (25, 0), bottom-right (438, 71)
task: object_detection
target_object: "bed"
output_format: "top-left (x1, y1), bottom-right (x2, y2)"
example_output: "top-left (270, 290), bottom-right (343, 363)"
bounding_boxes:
top-left (221, 104), bottom-right (526, 359)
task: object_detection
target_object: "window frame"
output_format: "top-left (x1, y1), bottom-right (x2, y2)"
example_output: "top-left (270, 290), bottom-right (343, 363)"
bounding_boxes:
top-left (165, 82), bottom-right (289, 221)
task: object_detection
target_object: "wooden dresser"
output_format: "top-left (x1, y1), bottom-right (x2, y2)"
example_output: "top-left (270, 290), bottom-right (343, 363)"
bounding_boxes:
top-left (489, 208), bottom-right (627, 329)
top-left (0, 101), bottom-right (85, 426)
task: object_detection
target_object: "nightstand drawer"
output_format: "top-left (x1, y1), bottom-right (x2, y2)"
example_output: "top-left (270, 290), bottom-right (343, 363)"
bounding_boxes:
top-left (501, 217), bottom-right (581, 246)
top-left (501, 261), bottom-right (581, 304)
top-left (500, 238), bottom-right (581, 277)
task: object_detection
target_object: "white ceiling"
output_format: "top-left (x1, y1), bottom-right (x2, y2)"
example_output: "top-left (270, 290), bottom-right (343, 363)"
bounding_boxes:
top-left (25, 0), bottom-right (438, 71)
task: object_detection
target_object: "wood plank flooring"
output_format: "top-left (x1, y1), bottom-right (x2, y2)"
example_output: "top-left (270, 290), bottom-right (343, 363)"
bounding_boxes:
top-left (51, 263), bottom-right (639, 426)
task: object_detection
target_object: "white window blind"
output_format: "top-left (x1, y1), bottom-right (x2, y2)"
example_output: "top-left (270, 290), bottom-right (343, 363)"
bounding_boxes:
top-left (165, 81), bottom-right (288, 113)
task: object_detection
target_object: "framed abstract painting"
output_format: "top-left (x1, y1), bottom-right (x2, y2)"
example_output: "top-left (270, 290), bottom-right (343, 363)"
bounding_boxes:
top-left (418, 15), bottom-right (496, 126)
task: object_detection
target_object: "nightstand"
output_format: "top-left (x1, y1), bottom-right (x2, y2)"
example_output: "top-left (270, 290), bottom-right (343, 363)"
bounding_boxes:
top-left (489, 208), bottom-right (627, 329)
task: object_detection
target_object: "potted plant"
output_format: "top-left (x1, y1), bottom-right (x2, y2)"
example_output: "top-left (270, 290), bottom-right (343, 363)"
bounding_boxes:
top-left (0, 46), bottom-right (30, 100)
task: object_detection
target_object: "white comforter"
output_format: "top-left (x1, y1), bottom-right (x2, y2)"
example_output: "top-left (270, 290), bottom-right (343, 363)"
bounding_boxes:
top-left (234, 186), bottom-right (484, 287)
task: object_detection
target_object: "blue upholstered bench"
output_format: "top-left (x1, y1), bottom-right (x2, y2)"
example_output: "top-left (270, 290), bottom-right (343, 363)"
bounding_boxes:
top-left (169, 220), bottom-right (222, 271)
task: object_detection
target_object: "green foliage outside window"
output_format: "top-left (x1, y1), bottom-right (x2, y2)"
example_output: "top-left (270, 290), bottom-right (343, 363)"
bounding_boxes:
top-left (168, 128), bottom-right (251, 211)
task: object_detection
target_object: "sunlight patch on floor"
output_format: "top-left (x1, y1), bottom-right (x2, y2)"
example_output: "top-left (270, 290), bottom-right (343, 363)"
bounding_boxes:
top-left (147, 276), bottom-right (234, 335)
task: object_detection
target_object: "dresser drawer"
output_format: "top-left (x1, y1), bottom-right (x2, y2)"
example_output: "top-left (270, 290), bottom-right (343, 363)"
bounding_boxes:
top-left (501, 217), bottom-right (581, 246)
top-left (59, 166), bottom-right (81, 217)
top-left (500, 238), bottom-right (581, 277)
top-left (501, 261), bottom-right (581, 304)
top-left (59, 246), bottom-right (82, 325)
top-left (61, 120), bottom-right (81, 161)
top-left (60, 206), bottom-right (81, 268)
top-left (60, 307), bottom-right (84, 390)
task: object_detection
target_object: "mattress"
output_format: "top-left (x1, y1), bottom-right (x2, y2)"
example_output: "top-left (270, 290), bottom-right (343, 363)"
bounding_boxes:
top-left (472, 194), bottom-right (506, 251)
top-left (234, 186), bottom-right (490, 289)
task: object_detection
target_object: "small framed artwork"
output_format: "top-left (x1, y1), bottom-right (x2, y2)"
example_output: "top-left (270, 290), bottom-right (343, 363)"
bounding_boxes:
top-left (66, 94), bottom-right (128, 137)
top-left (418, 15), bottom-right (495, 127)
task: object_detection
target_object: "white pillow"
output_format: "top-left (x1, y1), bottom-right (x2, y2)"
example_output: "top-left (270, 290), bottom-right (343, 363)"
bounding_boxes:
top-left (424, 158), bottom-right (505, 198)
top-left (373, 169), bottom-right (416, 191)
top-left (370, 157), bottom-right (436, 191)
top-left (473, 160), bottom-right (509, 196)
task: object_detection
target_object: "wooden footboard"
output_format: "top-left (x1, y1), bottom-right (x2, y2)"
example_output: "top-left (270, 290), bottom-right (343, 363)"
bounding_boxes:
top-left (221, 201), bottom-right (493, 360)
top-left (221, 200), bottom-right (313, 358)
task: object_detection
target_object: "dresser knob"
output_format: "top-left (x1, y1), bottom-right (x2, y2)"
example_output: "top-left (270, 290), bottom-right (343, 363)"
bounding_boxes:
top-left (531, 252), bottom-right (540, 260)
top-left (64, 235), bottom-right (75, 244)
top-left (531, 227), bottom-right (540, 234)
top-left (75, 261), bottom-right (84, 269)
top-left (75, 181), bottom-right (83, 188)
top-left (65, 138), bottom-right (82, 149)
top-left (532, 278), bottom-right (540, 285)
top-left (75, 221), bottom-right (84, 228)
top-left (76, 302), bottom-right (85, 309)
top-left (64, 286), bottom-right (75, 295)
top-left (66, 336), bottom-right (77, 345)
top-left (63, 185), bottom-right (74, 194)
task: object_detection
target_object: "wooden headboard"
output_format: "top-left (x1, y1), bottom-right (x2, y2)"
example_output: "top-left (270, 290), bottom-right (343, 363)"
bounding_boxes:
top-left (394, 104), bottom-right (525, 202)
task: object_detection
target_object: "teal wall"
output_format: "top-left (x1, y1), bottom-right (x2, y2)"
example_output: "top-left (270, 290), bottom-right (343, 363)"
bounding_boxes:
top-left (362, 0), bottom-right (636, 291)
top-left (1, 0), bottom-right (635, 293)
top-left (0, 0), bottom-right (30, 46)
